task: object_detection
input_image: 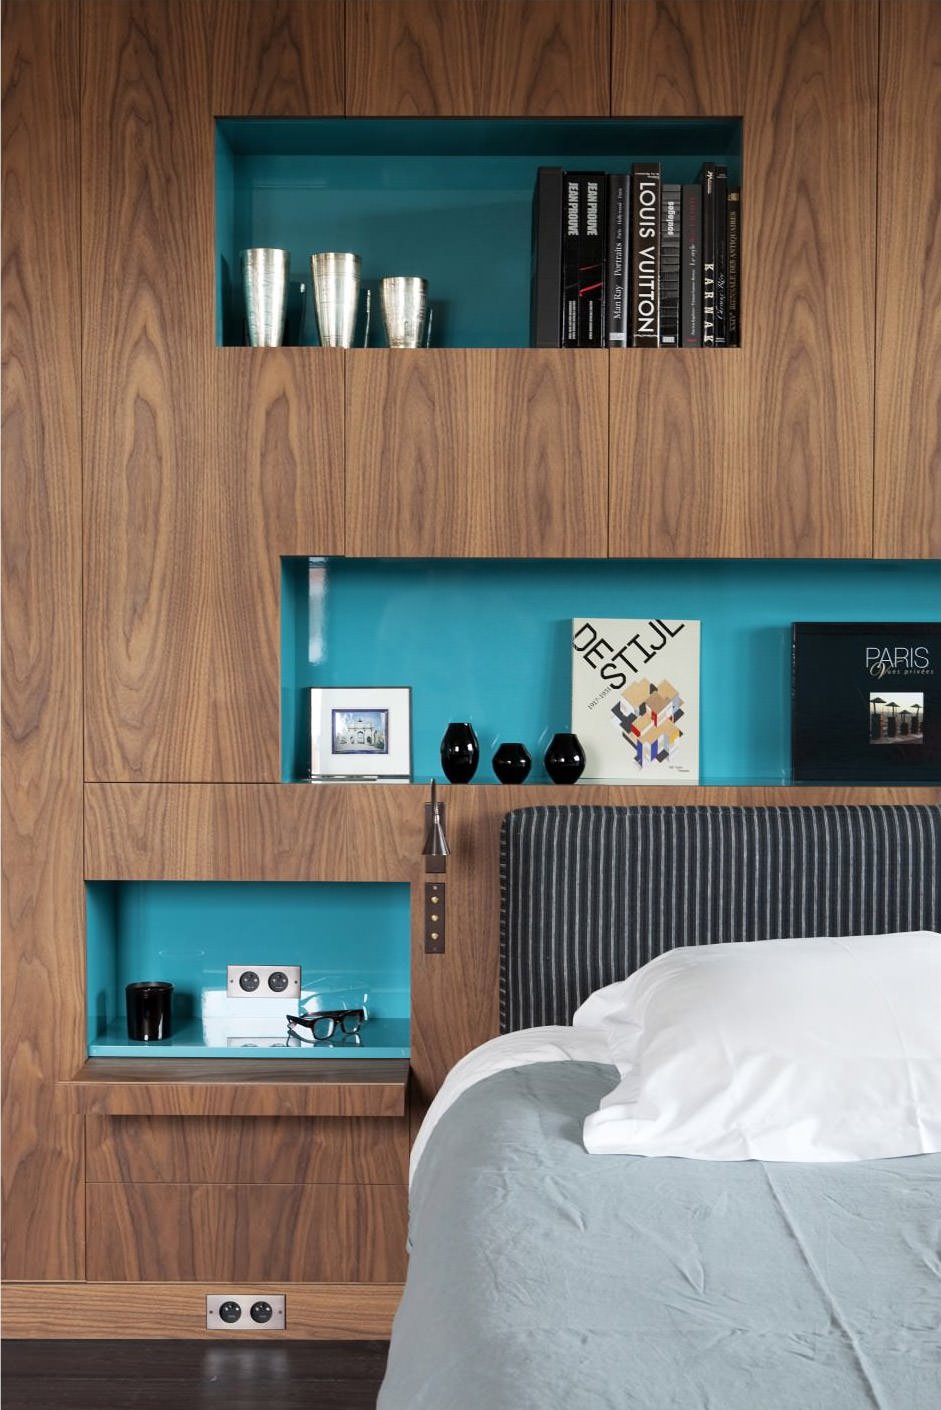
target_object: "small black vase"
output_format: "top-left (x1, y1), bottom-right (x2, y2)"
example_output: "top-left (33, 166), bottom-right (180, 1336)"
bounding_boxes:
top-left (492, 741), bottom-right (532, 785)
top-left (440, 722), bottom-right (480, 783)
top-left (544, 731), bottom-right (586, 785)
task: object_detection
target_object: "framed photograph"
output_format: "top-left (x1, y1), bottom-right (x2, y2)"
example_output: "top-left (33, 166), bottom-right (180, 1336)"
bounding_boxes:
top-left (792, 622), bottom-right (941, 784)
top-left (309, 687), bottom-right (411, 781)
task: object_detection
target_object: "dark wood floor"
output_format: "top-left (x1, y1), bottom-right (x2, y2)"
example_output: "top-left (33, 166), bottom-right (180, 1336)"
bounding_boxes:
top-left (1, 1339), bottom-right (389, 1410)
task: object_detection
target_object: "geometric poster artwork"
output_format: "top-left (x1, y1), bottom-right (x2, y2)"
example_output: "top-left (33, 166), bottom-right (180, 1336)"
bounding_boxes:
top-left (572, 619), bottom-right (700, 783)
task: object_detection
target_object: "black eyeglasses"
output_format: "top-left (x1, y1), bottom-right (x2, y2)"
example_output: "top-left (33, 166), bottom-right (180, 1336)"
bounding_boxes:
top-left (286, 1007), bottom-right (366, 1042)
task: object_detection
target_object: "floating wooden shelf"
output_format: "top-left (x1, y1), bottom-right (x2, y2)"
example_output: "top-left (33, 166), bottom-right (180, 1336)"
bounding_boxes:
top-left (61, 1058), bottom-right (409, 1118)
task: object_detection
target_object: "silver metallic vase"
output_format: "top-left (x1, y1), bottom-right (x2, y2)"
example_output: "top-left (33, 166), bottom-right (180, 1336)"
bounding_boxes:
top-left (241, 247), bottom-right (290, 347)
top-left (380, 276), bottom-right (429, 348)
top-left (311, 252), bottom-right (361, 348)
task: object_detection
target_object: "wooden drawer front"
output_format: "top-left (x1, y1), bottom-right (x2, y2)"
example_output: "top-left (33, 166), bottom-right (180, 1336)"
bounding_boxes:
top-left (85, 1116), bottom-right (409, 1186)
top-left (86, 1182), bottom-right (407, 1283)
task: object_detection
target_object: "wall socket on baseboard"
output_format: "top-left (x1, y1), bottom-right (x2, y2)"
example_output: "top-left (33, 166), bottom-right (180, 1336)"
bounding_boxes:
top-left (226, 964), bottom-right (301, 998)
top-left (206, 1293), bottom-right (286, 1330)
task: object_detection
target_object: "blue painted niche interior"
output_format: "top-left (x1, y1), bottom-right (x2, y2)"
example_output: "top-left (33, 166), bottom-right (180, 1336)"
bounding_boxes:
top-left (281, 557), bottom-right (941, 785)
top-left (86, 880), bottom-right (410, 1059)
top-left (215, 117), bottom-right (741, 347)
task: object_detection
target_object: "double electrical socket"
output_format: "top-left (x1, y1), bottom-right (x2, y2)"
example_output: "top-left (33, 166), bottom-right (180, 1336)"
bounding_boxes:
top-left (206, 1293), bottom-right (286, 1330)
top-left (226, 964), bottom-right (301, 998)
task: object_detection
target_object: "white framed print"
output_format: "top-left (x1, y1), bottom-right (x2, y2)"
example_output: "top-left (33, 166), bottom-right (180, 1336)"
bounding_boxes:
top-left (309, 687), bottom-right (411, 781)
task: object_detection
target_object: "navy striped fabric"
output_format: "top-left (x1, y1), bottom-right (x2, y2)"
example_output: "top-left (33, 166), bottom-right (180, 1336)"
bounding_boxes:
top-left (500, 804), bottom-right (941, 1032)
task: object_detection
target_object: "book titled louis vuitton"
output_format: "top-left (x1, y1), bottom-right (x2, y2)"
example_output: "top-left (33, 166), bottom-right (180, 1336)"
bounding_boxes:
top-left (572, 618), bottom-right (700, 783)
top-left (792, 622), bottom-right (941, 784)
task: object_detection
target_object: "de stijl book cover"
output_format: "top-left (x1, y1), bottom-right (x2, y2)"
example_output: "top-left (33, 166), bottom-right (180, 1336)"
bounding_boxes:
top-left (572, 618), bottom-right (700, 783)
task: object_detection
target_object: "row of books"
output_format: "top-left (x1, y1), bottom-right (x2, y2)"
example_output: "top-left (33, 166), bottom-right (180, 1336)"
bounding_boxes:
top-left (530, 163), bottom-right (741, 349)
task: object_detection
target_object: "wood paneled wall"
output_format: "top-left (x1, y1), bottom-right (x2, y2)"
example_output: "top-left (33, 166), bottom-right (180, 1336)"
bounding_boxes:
top-left (1, 0), bottom-right (85, 1280)
top-left (875, 0), bottom-right (941, 558)
top-left (610, 0), bottom-right (877, 558)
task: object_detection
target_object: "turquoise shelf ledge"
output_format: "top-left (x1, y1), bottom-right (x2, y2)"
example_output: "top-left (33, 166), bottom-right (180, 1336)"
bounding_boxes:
top-left (88, 1015), bottom-right (410, 1060)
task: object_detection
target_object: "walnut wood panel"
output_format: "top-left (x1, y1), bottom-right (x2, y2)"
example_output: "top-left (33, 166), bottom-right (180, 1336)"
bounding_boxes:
top-left (211, 0), bottom-right (344, 115)
top-left (62, 1059), bottom-right (409, 1118)
top-left (612, 0), bottom-right (746, 115)
top-left (1, 0), bottom-right (85, 1280)
top-left (408, 782), bottom-right (940, 1118)
top-left (610, 1), bottom-right (876, 557)
top-left (346, 350), bottom-right (608, 557)
top-left (84, 783), bottom-right (419, 880)
top-left (82, 0), bottom-right (214, 782)
top-left (85, 1114), bottom-right (408, 1185)
top-left (609, 351), bottom-right (749, 555)
top-left (740, 0), bottom-right (876, 555)
top-left (874, 0), bottom-right (941, 558)
top-left (207, 351), bottom-right (346, 776)
top-left (347, 0), bottom-right (609, 116)
top-left (1, 1281), bottom-right (402, 1339)
top-left (86, 1182), bottom-right (407, 1282)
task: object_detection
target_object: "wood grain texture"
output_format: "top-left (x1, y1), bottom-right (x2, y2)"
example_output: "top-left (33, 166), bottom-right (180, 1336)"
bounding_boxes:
top-left (62, 1059), bottom-right (409, 1118)
top-left (84, 783), bottom-right (419, 881)
top-left (1, 1282), bottom-right (402, 1340)
top-left (82, 0), bottom-right (216, 781)
top-left (346, 350), bottom-right (608, 556)
top-left (741, 0), bottom-right (876, 555)
top-left (609, 351), bottom-right (749, 555)
top-left (611, 1), bottom-right (877, 557)
top-left (1, 0), bottom-right (85, 1280)
top-left (86, 1182), bottom-right (407, 1282)
top-left (612, 0), bottom-right (746, 114)
top-left (211, 0), bottom-right (344, 115)
top-left (208, 351), bottom-right (346, 776)
top-left (874, 0), bottom-right (941, 558)
top-left (347, 0), bottom-right (609, 116)
top-left (85, 1115), bottom-right (408, 1185)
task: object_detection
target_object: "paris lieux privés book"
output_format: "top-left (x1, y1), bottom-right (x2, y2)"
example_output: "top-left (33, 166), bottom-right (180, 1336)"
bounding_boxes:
top-left (571, 618), bottom-right (700, 783)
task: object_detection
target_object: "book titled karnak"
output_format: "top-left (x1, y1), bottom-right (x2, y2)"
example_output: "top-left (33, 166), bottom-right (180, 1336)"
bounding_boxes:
top-left (572, 618), bottom-right (700, 783)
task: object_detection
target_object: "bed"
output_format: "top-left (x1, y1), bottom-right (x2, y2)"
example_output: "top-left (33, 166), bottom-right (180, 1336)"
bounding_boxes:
top-left (379, 805), bottom-right (941, 1410)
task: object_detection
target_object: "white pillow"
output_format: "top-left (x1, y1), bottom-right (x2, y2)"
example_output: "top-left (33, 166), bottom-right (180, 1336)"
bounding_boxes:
top-left (576, 931), bottom-right (941, 1162)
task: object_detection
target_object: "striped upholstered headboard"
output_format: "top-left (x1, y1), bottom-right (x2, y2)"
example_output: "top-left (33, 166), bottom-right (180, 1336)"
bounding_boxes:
top-left (499, 804), bottom-right (940, 1032)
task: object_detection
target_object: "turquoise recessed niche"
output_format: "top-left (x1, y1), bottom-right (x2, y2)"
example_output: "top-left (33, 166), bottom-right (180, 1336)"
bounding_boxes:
top-left (280, 557), bottom-right (941, 786)
top-left (215, 117), bottom-right (741, 347)
top-left (86, 880), bottom-right (410, 1059)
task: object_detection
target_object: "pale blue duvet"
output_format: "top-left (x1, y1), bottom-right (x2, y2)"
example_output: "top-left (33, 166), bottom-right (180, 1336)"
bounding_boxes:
top-left (379, 1060), bottom-right (941, 1410)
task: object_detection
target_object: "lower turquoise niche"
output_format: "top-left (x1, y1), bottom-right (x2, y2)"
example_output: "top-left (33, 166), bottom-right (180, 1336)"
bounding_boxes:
top-left (85, 880), bottom-right (410, 1059)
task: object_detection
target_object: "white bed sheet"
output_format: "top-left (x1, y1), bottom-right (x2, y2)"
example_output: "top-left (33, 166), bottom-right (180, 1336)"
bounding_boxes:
top-left (410, 1024), bottom-right (614, 1183)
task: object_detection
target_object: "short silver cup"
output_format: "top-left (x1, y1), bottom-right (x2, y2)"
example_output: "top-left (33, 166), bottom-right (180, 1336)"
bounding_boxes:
top-left (311, 252), bottom-right (361, 348)
top-left (380, 276), bottom-right (428, 348)
top-left (241, 247), bottom-right (290, 347)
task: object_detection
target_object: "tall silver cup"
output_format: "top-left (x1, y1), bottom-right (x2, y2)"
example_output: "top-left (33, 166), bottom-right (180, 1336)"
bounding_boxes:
top-left (380, 276), bottom-right (428, 348)
top-left (241, 247), bottom-right (289, 347)
top-left (311, 252), bottom-right (361, 348)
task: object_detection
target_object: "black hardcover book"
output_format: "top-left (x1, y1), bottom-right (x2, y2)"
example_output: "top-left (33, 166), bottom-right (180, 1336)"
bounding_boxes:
top-left (530, 166), bottom-right (564, 348)
top-left (792, 622), bottom-right (941, 784)
top-left (699, 162), bottom-right (716, 346)
top-left (714, 166), bottom-right (728, 346)
top-left (605, 172), bottom-right (628, 348)
top-left (629, 162), bottom-right (661, 347)
top-left (680, 183), bottom-right (702, 347)
top-left (726, 187), bottom-right (741, 347)
top-left (576, 170), bottom-right (606, 347)
top-left (562, 172), bottom-right (582, 347)
top-left (659, 182), bottom-right (681, 347)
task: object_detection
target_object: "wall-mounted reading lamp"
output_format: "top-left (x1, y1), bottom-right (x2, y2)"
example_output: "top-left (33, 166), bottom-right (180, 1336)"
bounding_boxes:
top-left (422, 779), bottom-right (449, 953)
top-left (422, 779), bottom-right (450, 872)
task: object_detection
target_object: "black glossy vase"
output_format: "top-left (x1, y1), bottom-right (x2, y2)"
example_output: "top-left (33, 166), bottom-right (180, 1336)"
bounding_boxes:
top-left (440, 722), bottom-right (480, 783)
top-left (492, 741), bottom-right (532, 785)
top-left (544, 731), bottom-right (586, 785)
